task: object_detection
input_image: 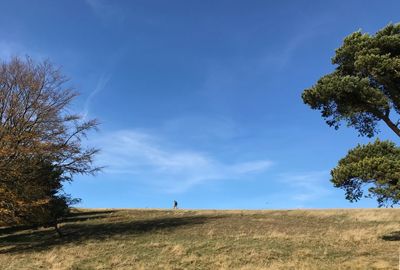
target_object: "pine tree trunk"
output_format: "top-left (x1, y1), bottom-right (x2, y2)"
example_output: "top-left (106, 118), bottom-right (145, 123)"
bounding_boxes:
top-left (54, 222), bottom-right (63, 237)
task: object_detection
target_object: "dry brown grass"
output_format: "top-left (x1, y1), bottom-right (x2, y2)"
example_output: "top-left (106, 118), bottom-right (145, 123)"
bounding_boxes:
top-left (0, 208), bottom-right (399, 269)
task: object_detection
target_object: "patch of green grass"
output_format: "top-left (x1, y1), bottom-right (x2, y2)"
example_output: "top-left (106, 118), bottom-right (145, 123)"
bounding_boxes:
top-left (0, 209), bottom-right (399, 269)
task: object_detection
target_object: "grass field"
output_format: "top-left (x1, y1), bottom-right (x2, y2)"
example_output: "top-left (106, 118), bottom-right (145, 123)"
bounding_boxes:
top-left (0, 208), bottom-right (399, 269)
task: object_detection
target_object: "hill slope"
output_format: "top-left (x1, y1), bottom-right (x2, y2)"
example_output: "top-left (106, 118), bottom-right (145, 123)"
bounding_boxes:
top-left (0, 209), bottom-right (399, 269)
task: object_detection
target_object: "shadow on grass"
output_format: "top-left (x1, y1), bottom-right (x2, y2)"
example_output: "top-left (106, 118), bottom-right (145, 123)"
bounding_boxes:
top-left (0, 210), bottom-right (114, 236)
top-left (61, 210), bottom-right (115, 223)
top-left (0, 212), bottom-right (221, 254)
top-left (381, 231), bottom-right (400, 241)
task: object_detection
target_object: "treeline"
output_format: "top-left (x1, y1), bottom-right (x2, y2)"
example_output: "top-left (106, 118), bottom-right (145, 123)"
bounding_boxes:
top-left (0, 57), bottom-right (99, 235)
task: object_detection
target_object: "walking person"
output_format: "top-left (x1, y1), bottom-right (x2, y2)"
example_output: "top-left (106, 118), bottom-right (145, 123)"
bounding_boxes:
top-left (173, 200), bottom-right (178, 209)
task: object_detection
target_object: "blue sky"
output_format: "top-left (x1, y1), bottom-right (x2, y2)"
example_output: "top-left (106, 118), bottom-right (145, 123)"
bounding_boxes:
top-left (1, 0), bottom-right (399, 209)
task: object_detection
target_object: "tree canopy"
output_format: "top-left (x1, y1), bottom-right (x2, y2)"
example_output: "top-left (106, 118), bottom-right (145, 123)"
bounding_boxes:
top-left (302, 23), bottom-right (400, 206)
top-left (302, 23), bottom-right (400, 138)
top-left (0, 57), bottom-right (99, 228)
top-left (331, 140), bottom-right (400, 207)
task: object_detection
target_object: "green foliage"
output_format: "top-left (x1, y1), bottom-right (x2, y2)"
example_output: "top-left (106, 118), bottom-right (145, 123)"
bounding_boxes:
top-left (331, 140), bottom-right (400, 207)
top-left (303, 23), bottom-right (400, 206)
top-left (0, 157), bottom-right (79, 226)
top-left (302, 23), bottom-right (400, 137)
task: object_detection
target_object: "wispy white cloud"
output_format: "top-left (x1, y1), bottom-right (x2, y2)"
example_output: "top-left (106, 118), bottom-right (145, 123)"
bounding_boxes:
top-left (82, 74), bottom-right (110, 119)
top-left (259, 17), bottom-right (332, 71)
top-left (85, 0), bottom-right (125, 22)
top-left (199, 21), bottom-right (329, 107)
top-left (0, 41), bottom-right (46, 61)
top-left (94, 129), bottom-right (273, 193)
top-left (230, 160), bottom-right (274, 174)
top-left (0, 41), bottom-right (23, 60)
top-left (278, 171), bottom-right (331, 203)
top-left (162, 115), bottom-right (239, 141)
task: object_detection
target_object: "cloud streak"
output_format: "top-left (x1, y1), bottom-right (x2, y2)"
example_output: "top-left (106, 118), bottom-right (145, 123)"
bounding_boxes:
top-left (85, 0), bottom-right (125, 22)
top-left (0, 41), bottom-right (23, 60)
top-left (82, 74), bottom-right (110, 119)
top-left (278, 171), bottom-right (332, 204)
top-left (94, 130), bottom-right (273, 193)
top-left (0, 41), bottom-right (46, 61)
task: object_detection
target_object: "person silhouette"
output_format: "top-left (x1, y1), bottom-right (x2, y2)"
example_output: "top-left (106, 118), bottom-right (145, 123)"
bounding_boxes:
top-left (173, 200), bottom-right (178, 209)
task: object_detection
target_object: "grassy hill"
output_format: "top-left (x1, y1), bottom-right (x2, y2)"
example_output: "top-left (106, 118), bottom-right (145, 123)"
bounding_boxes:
top-left (0, 208), bottom-right (399, 269)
